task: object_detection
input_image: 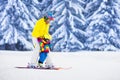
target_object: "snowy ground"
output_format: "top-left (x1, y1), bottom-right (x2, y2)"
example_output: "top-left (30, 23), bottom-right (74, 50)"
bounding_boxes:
top-left (0, 51), bottom-right (120, 80)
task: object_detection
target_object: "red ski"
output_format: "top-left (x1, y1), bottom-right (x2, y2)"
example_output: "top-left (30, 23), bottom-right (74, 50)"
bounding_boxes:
top-left (15, 66), bottom-right (71, 70)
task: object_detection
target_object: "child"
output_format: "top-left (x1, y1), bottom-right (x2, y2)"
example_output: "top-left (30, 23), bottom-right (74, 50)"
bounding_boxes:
top-left (37, 37), bottom-right (52, 68)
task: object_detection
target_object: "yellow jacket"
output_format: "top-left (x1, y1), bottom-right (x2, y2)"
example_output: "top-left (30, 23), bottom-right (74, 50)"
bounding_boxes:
top-left (32, 18), bottom-right (52, 40)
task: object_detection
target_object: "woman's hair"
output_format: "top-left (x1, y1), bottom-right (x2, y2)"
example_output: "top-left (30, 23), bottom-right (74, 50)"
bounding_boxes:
top-left (44, 16), bottom-right (49, 21)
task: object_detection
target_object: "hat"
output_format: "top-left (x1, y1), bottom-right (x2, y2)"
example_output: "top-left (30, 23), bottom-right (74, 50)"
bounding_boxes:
top-left (46, 11), bottom-right (54, 20)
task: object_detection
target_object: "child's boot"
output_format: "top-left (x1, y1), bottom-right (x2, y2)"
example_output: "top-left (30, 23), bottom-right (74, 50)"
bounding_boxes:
top-left (38, 61), bottom-right (43, 68)
top-left (38, 63), bottom-right (43, 68)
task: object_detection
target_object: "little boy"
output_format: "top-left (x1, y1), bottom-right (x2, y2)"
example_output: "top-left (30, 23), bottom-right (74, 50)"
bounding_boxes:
top-left (37, 37), bottom-right (51, 67)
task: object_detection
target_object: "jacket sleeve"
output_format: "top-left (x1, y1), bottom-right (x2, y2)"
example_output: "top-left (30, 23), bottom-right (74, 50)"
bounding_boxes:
top-left (32, 18), bottom-right (46, 38)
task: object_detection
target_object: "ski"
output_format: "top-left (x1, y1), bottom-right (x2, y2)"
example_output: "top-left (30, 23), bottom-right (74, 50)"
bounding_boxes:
top-left (15, 66), bottom-right (71, 70)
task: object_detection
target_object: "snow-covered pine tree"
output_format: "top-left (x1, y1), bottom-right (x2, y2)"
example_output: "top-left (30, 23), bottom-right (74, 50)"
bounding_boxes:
top-left (0, 0), bottom-right (53, 51)
top-left (0, 0), bottom-right (8, 50)
top-left (0, 0), bottom-right (120, 51)
top-left (108, 0), bottom-right (120, 50)
top-left (0, 0), bottom-right (39, 50)
top-left (84, 0), bottom-right (120, 51)
top-left (0, 0), bottom-right (37, 50)
top-left (50, 0), bottom-right (87, 52)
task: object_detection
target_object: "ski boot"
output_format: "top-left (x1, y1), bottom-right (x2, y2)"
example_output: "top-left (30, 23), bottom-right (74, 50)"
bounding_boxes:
top-left (45, 63), bottom-right (54, 69)
top-left (27, 63), bottom-right (37, 68)
top-left (37, 63), bottom-right (43, 68)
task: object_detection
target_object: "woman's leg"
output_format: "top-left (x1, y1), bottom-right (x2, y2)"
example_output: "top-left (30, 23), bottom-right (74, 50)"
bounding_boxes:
top-left (29, 37), bottom-right (40, 67)
top-left (45, 52), bottom-right (54, 68)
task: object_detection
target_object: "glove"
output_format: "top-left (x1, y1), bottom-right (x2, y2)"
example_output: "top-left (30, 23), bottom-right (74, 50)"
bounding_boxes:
top-left (33, 43), bottom-right (36, 48)
top-left (41, 48), bottom-right (44, 52)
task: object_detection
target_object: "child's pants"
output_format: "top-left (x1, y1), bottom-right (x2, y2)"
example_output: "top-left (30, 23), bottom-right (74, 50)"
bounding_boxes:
top-left (39, 52), bottom-right (48, 63)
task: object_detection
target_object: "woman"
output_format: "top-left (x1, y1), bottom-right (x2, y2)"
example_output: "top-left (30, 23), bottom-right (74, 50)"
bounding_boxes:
top-left (28, 12), bottom-right (54, 68)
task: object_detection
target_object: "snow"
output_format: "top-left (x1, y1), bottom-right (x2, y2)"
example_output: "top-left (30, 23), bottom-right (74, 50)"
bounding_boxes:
top-left (0, 51), bottom-right (120, 80)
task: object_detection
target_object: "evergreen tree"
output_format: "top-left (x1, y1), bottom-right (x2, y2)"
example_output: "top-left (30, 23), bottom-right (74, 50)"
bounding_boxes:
top-left (85, 0), bottom-right (120, 50)
top-left (0, 0), bottom-right (53, 50)
top-left (50, 0), bottom-right (86, 51)
top-left (0, 0), bottom-right (120, 51)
